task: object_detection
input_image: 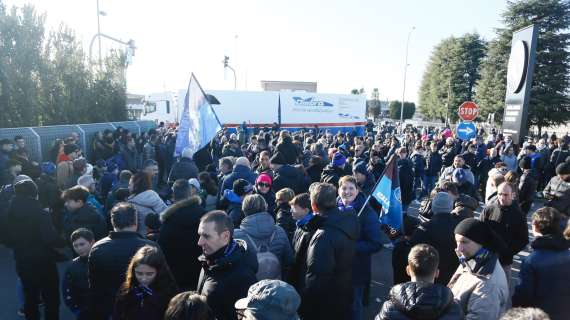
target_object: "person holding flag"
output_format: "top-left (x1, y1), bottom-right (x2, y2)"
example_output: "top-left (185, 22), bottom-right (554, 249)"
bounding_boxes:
top-left (371, 154), bottom-right (404, 240)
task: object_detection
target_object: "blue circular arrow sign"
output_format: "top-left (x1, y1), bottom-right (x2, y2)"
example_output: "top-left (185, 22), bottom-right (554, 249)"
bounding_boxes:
top-left (456, 121), bottom-right (477, 140)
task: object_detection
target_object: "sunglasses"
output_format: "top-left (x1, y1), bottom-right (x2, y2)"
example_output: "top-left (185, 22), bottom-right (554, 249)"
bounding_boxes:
top-left (257, 182), bottom-right (271, 188)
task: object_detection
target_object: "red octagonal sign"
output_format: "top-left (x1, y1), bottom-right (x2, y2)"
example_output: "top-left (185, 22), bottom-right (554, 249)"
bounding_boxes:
top-left (458, 101), bottom-right (479, 121)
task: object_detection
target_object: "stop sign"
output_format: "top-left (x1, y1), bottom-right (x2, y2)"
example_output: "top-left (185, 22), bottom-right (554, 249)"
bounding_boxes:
top-left (458, 101), bottom-right (479, 121)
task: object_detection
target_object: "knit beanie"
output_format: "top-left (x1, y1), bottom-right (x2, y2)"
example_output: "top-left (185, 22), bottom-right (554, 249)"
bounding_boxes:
top-left (454, 218), bottom-right (501, 252)
top-left (256, 173), bottom-right (273, 186)
top-left (452, 168), bottom-right (467, 185)
top-left (431, 192), bottom-right (453, 214)
top-left (332, 152), bottom-right (346, 167)
top-left (14, 179), bottom-right (38, 199)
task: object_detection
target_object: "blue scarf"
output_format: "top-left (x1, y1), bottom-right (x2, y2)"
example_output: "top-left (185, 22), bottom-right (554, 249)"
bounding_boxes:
top-left (296, 212), bottom-right (314, 227)
top-left (337, 193), bottom-right (365, 213)
top-left (134, 284), bottom-right (153, 307)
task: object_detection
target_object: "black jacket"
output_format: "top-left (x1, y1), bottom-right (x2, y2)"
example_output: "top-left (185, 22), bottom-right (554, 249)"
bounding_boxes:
top-left (302, 208), bottom-right (359, 320)
top-left (288, 214), bottom-right (324, 296)
top-left (480, 201), bottom-right (529, 265)
top-left (64, 205), bottom-right (107, 242)
top-left (167, 157), bottom-right (199, 183)
top-left (276, 136), bottom-right (299, 165)
top-left (320, 164), bottom-right (347, 188)
top-left (273, 164), bottom-right (306, 194)
top-left (88, 231), bottom-right (156, 319)
top-left (377, 282), bottom-right (464, 320)
top-left (518, 171), bottom-right (537, 214)
top-left (197, 239), bottom-right (258, 320)
top-left (513, 234), bottom-right (570, 320)
top-left (425, 151), bottom-right (443, 176)
top-left (398, 158), bottom-right (415, 206)
top-left (63, 256), bottom-right (90, 319)
top-left (275, 202), bottom-right (296, 242)
top-left (158, 197), bottom-right (206, 291)
top-left (410, 213), bottom-right (461, 285)
top-left (4, 195), bottom-right (64, 268)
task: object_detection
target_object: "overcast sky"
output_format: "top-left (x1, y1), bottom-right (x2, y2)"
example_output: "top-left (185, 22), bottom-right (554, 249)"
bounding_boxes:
top-left (5, 0), bottom-right (507, 102)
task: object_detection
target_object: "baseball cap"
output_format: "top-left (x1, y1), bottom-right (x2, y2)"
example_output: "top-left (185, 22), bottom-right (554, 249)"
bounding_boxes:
top-left (235, 280), bottom-right (300, 320)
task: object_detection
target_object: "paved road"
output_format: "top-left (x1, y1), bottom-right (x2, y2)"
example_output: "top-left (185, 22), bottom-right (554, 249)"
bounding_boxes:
top-left (0, 200), bottom-right (537, 320)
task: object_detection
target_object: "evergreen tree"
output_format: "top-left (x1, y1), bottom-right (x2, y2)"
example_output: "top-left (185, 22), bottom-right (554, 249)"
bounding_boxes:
top-left (389, 100), bottom-right (415, 120)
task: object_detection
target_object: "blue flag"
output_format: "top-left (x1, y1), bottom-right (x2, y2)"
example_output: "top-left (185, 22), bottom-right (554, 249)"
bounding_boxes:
top-left (175, 73), bottom-right (222, 157)
top-left (372, 155), bottom-right (403, 232)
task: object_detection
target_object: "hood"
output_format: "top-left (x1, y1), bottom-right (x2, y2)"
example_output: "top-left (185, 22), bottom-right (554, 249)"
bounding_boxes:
top-left (8, 195), bottom-right (42, 220)
top-left (129, 190), bottom-right (163, 207)
top-left (222, 189), bottom-right (242, 204)
top-left (233, 164), bottom-right (253, 176)
top-left (321, 208), bottom-right (359, 240)
top-left (161, 196), bottom-right (205, 224)
top-left (531, 234), bottom-right (570, 251)
top-left (390, 282), bottom-right (455, 319)
top-left (239, 212), bottom-right (276, 238)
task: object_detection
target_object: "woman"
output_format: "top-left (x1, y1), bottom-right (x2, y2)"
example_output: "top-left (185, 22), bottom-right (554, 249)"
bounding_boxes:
top-left (164, 292), bottom-right (214, 320)
top-left (128, 172), bottom-right (167, 234)
top-left (113, 245), bottom-right (178, 320)
top-left (254, 173), bottom-right (276, 215)
top-left (337, 176), bottom-right (383, 320)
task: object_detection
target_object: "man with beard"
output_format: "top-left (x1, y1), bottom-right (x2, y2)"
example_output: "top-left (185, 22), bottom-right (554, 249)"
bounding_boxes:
top-left (543, 162), bottom-right (570, 216)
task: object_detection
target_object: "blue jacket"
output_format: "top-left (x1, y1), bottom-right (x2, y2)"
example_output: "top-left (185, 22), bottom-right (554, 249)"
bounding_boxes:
top-left (338, 192), bottom-right (383, 286)
top-left (221, 165), bottom-right (257, 193)
top-left (513, 234), bottom-right (570, 320)
top-left (425, 151), bottom-right (443, 176)
top-left (410, 152), bottom-right (426, 177)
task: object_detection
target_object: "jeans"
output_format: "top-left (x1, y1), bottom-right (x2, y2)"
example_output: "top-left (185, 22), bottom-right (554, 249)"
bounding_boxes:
top-left (18, 262), bottom-right (60, 320)
top-left (352, 286), bottom-right (365, 320)
top-left (423, 175), bottom-right (436, 197)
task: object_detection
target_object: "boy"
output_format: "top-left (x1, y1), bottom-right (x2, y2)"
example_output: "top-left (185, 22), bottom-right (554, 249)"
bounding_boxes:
top-left (62, 186), bottom-right (107, 241)
top-left (63, 228), bottom-right (95, 319)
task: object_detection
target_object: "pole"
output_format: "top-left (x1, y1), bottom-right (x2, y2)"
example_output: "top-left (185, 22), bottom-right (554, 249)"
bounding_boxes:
top-left (400, 27), bottom-right (415, 125)
top-left (96, 0), bottom-right (102, 69)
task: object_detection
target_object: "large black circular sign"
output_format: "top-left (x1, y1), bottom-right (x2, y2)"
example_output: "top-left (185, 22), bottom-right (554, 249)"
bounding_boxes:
top-left (507, 40), bottom-right (528, 94)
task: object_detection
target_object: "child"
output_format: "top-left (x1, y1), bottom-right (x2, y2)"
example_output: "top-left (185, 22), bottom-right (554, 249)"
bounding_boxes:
top-left (113, 245), bottom-right (178, 320)
top-left (275, 188), bottom-right (296, 242)
top-left (63, 228), bottom-right (95, 319)
top-left (62, 186), bottom-right (108, 241)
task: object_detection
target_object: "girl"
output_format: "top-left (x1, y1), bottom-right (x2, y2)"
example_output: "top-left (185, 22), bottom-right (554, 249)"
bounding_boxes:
top-left (113, 245), bottom-right (178, 320)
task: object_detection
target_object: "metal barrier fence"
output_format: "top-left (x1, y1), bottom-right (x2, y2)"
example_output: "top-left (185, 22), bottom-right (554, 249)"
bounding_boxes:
top-left (0, 120), bottom-right (157, 162)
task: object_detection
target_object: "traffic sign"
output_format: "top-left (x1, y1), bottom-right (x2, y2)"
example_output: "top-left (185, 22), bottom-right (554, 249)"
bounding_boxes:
top-left (458, 101), bottom-right (479, 121)
top-left (456, 121), bottom-right (477, 140)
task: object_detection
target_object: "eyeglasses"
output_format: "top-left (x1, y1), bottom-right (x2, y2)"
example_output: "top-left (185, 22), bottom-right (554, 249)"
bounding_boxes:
top-left (257, 183), bottom-right (271, 188)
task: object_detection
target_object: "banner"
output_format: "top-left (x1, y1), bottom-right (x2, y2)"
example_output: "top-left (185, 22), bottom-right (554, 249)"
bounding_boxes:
top-left (372, 156), bottom-right (403, 232)
top-left (174, 73), bottom-right (222, 157)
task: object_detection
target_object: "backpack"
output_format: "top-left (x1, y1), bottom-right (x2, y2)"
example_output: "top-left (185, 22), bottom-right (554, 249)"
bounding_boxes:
top-left (244, 230), bottom-right (281, 280)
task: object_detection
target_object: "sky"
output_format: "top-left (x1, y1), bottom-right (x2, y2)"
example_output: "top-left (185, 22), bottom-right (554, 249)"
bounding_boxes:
top-left (5, 0), bottom-right (507, 103)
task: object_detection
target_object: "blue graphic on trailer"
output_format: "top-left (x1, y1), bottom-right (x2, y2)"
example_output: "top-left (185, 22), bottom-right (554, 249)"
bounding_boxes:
top-left (456, 121), bottom-right (477, 140)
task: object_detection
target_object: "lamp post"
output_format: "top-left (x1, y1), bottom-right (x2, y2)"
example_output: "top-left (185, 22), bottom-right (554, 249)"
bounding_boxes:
top-left (96, 0), bottom-right (107, 69)
top-left (223, 56), bottom-right (237, 90)
top-left (400, 26), bottom-right (415, 125)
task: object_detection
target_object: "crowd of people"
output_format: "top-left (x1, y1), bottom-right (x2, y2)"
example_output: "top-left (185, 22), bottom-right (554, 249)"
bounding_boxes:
top-left (0, 121), bottom-right (569, 320)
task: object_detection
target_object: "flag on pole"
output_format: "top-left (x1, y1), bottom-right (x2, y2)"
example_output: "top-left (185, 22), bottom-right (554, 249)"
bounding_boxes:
top-left (372, 155), bottom-right (403, 232)
top-left (175, 73), bottom-right (222, 157)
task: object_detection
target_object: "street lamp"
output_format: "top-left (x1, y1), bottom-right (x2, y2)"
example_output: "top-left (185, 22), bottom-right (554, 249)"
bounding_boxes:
top-left (400, 26), bottom-right (415, 125)
top-left (223, 55), bottom-right (237, 90)
top-left (96, 0), bottom-right (105, 68)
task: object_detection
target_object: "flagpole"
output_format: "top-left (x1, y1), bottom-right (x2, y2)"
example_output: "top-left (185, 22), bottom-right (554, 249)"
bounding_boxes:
top-left (356, 154), bottom-right (397, 216)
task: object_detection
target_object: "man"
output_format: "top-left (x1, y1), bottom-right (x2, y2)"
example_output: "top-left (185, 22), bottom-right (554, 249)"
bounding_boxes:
top-left (410, 192), bottom-right (460, 285)
top-left (439, 154), bottom-right (475, 186)
top-left (142, 159), bottom-right (160, 191)
top-left (159, 181), bottom-right (207, 290)
top-left (480, 182), bottom-right (529, 288)
top-left (62, 185), bottom-right (107, 241)
top-left (197, 210), bottom-right (258, 320)
top-left (377, 244), bottom-right (463, 319)
top-left (77, 175), bottom-right (104, 218)
top-left (220, 179), bottom-right (254, 227)
top-left (513, 207), bottom-right (570, 320)
top-left (276, 130), bottom-right (300, 165)
top-left (235, 279), bottom-right (301, 320)
top-left (0, 138), bottom-right (13, 172)
top-left (449, 218), bottom-right (509, 320)
top-left (4, 179), bottom-right (65, 320)
top-left (543, 162), bottom-right (570, 216)
top-left (168, 147), bottom-right (199, 183)
top-left (0, 159), bottom-right (22, 186)
top-left (397, 147), bottom-right (415, 213)
top-left (302, 183), bottom-right (359, 320)
top-left (320, 152), bottom-right (348, 188)
top-left (88, 202), bottom-right (155, 319)
top-left (253, 150), bottom-right (272, 176)
top-left (104, 170), bottom-right (132, 213)
top-left (271, 152), bottom-right (306, 194)
top-left (63, 228), bottom-right (95, 319)
top-left (57, 144), bottom-right (80, 189)
top-left (440, 137), bottom-right (458, 167)
top-left (221, 156), bottom-right (257, 193)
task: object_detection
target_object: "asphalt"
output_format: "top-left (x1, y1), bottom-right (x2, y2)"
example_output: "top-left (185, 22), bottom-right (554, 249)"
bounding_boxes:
top-left (0, 200), bottom-right (538, 320)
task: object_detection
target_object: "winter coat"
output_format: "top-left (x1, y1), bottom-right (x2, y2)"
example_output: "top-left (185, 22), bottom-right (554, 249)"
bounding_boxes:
top-left (398, 158), bottom-right (415, 206)
top-left (276, 136), bottom-right (300, 165)
top-left (57, 160), bottom-right (74, 189)
top-left (338, 192), bottom-right (383, 286)
top-left (167, 157), bottom-right (199, 183)
top-left (158, 197), bottom-right (207, 291)
top-left (3, 195), bottom-right (64, 268)
top-left (197, 239), bottom-right (258, 320)
top-left (480, 201), bottom-right (529, 265)
top-left (543, 176), bottom-right (570, 216)
top-left (306, 162), bottom-right (325, 184)
top-left (63, 205), bottom-right (108, 242)
top-left (513, 234), bottom-right (570, 320)
top-left (500, 154), bottom-right (518, 172)
top-left (220, 164), bottom-right (257, 193)
top-left (320, 164), bottom-right (348, 188)
top-left (449, 252), bottom-right (509, 320)
top-left (254, 188), bottom-right (276, 217)
top-left (451, 194), bottom-right (478, 221)
top-left (113, 284), bottom-right (177, 320)
top-left (392, 239), bottom-right (414, 285)
top-left (426, 151), bottom-right (443, 177)
top-left (273, 164), bottom-right (306, 194)
top-left (36, 174), bottom-right (60, 210)
top-left (440, 145), bottom-right (457, 168)
top-left (410, 152), bottom-right (426, 177)
top-left (63, 256), bottom-right (89, 319)
top-left (410, 213), bottom-right (461, 285)
top-left (377, 282), bottom-right (464, 320)
top-left (233, 211), bottom-right (294, 269)
top-left (518, 171), bottom-right (537, 214)
top-left (275, 202), bottom-right (296, 242)
top-left (302, 207), bottom-right (359, 320)
top-left (462, 152), bottom-right (478, 173)
top-left (220, 189), bottom-right (244, 227)
top-left (127, 190), bottom-right (167, 235)
top-left (288, 214), bottom-right (324, 295)
top-left (439, 165), bottom-right (475, 186)
top-left (88, 231), bottom-right (156, 320)
top-left (457, 181), bottom-right (478, 201)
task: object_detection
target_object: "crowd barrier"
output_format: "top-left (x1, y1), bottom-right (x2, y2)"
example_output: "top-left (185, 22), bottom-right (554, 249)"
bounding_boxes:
top-left (0, 120), bottom-right (157, 162)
